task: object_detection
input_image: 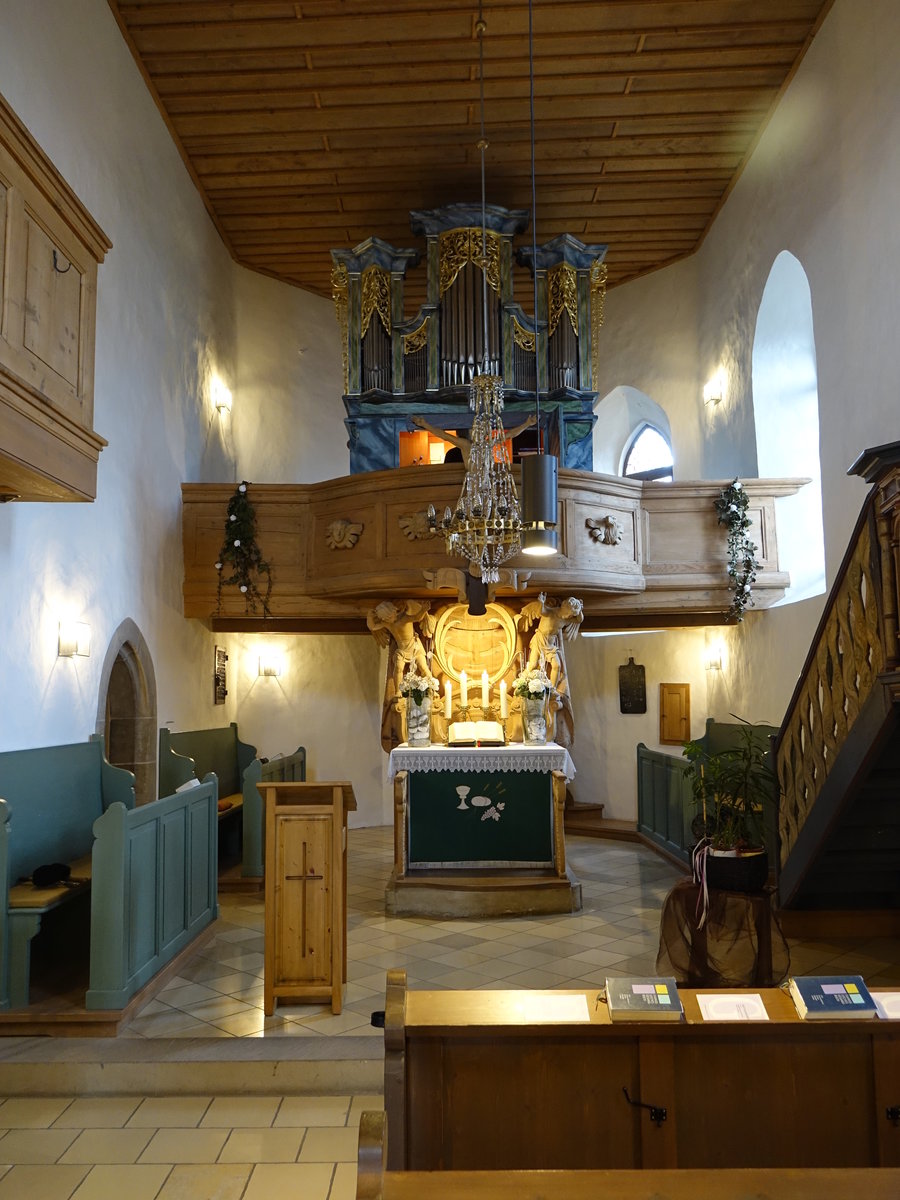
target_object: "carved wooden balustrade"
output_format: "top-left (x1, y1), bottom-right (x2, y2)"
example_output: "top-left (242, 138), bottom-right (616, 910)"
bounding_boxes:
top-left (776, 444), bottom-right (900, 891)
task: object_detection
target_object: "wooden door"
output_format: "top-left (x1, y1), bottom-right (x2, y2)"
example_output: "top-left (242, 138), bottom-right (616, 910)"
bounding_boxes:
top-left (659, 683), bottom-right (690, 744)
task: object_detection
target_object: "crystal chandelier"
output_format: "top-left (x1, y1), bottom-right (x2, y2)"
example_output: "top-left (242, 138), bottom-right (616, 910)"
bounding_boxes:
top-left (428, 7), bottom-right (523, 585)
top-left (437, 373), bottom-right (522, 584)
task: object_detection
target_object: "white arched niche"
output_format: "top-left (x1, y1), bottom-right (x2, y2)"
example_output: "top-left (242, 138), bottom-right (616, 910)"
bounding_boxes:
top-left (592, 385), bottom-right (673, 477)
top-left (752, 252), bottom-right (825, 604)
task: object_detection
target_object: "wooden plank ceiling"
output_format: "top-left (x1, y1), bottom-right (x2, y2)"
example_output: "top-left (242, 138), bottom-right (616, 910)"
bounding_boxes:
top-left (109, 0), bottom-right (833, 312)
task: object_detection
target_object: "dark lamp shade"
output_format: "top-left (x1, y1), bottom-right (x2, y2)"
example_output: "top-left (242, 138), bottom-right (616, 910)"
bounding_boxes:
top-left (521, 452), bottom-right (558, 556)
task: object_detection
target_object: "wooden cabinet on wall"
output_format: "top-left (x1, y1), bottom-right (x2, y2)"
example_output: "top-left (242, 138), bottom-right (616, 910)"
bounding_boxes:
top-left (0, 93), bottom-right (111, 502)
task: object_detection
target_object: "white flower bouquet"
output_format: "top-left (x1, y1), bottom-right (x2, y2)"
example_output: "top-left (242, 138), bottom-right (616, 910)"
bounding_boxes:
top-left (399, 670), bottom-right (437, 706)
top-left (512, 667), bottom-right (552, 698)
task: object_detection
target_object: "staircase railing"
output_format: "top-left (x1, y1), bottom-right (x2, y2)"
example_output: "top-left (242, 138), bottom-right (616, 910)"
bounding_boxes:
top-left (775, 444), bottom-right (900, 872)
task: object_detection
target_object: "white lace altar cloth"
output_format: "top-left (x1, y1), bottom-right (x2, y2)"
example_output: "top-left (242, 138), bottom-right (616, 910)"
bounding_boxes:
top-left (388, 742), bottom-right (575, 781)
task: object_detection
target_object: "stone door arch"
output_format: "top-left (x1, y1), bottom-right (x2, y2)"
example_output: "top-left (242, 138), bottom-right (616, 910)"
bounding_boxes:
top-left (95, 619), bottom-right (157, 806)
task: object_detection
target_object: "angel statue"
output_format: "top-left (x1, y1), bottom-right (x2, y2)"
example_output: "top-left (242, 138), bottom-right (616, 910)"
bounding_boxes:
top-left (367, 599), bottom-right (436, 750)
top-left (517, 594), bottom-right (584, 748)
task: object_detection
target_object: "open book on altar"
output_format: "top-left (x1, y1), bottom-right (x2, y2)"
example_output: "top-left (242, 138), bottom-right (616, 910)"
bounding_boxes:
top-left (448, 721), bottom-right (505, 746)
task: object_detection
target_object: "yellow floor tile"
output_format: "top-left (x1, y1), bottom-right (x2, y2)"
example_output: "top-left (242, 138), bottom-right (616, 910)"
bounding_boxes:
top-left (71, 1163), bottom-right (171, 1200)
top-left (59, 1127), bottom-right (154, 1165)
top-left (137, 1127), bottom-right (229, 1164)
top-left (348, 1096), bottom-right (385, 1124)
top-left (52, 1098), bottom-right (142, 1129)
top-left (199, 1096), bottom-right (281, 1128)
top-left (0, 1163), bottom-right (90, 1200)
top-left (0, 1098), bottom-right (71, 1128)
top-left (154, 1162), bottom-right (251, 1200)
top-left (241, 1162), bottom-right (334, 1200)
top-left (217, 1127), bottom-right (303, 1163)
top-left (274, 1096), bottom-right (350, 1127)
top-left (126, 1098), bottom-right (212, 1128)
top-left (0, 1127), bottom-right (77, 1163)
top-left (298, 1126), bottom-right (359, 1163)
top-left (329, 1162), bottom-right (359, 1200)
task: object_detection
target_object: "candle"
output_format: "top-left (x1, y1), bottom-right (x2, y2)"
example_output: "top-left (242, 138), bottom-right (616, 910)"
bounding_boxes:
top-left (460, 670), bottom-right (467, 707)
top-left (481, 671), bottom-right (489, 709)
top-left (444, 679), bottom-right (452, 720)
top-left (500, 680), bottom-right (508, 718)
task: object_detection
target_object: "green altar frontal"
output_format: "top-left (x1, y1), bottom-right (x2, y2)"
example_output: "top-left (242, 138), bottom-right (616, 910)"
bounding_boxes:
top-left (408, 767), bottom-right (553, 868)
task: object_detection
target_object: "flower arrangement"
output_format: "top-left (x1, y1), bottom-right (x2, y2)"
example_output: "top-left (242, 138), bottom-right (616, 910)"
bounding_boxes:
top-left (512, 667), bottom-right (552, 698)
top-left (215, 481), bottom-right (273, 615)
top-left (714, 478), bottom-right (760, 622)
top-left (399, 670), bottom-right (437, 706)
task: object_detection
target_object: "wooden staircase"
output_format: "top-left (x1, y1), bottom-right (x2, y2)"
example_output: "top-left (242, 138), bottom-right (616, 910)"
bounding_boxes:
top-left (776, 443), bottom-right (900, 912)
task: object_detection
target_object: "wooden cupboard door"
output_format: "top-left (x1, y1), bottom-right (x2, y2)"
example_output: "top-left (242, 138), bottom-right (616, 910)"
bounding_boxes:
top-left (274, 813), bottom-right (333, 988)
top-left (659, 683), bottom-right (690, 744)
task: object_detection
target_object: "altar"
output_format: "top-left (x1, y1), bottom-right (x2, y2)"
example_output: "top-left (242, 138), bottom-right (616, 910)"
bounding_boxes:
top-left (387, 742), bottom-right (581, 918)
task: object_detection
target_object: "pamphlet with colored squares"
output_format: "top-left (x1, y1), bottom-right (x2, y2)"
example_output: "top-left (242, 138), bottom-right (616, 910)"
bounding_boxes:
top-left (788, 974), bottom-right (877, 1019)
top-left (605, 976), bottom-right (684, 1021)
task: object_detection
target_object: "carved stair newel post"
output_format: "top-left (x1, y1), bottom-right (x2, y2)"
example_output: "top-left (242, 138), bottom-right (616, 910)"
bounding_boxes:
top-left (849, 441), bottom-right (900, 671)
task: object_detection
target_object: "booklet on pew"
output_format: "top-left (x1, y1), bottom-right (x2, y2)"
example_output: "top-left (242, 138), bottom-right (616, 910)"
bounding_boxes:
top-left (448, 720), bottom-right (504, 746)
top-left (788, 974), bottom-right (878, 1020)
top-left (605, 976), bottom-right (683, 1022)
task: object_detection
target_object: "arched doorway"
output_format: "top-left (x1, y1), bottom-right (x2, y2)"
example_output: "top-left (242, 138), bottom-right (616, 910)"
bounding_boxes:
top-left (96, 620), bottom-right (158, 806)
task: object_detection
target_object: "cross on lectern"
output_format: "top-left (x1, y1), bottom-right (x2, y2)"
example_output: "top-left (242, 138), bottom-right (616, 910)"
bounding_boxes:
top-left (285, 838), bottom-right (323, 958)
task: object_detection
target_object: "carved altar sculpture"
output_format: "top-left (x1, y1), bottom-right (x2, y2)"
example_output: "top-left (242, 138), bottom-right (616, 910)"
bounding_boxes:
top-left (369, 594), bottom-right (583, 752)
top-left (518, 594), bottom-right (584, 749)
top-left (367, 600), bottom-right (436, 749)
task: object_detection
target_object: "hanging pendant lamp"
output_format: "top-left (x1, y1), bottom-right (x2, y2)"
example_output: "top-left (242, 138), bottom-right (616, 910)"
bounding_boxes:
top-left (520, 0), bottom-right (558, 557)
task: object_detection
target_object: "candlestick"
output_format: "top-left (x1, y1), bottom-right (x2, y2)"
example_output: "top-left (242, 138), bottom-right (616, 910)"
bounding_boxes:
top-left (444, 679), bottom-right (452, 720)
top-left (460, 670), bottom-right (467, 707)
top-left (481, 670), bottom-right (489, 710)
top-left (500, 679), bottom-right (508, 718)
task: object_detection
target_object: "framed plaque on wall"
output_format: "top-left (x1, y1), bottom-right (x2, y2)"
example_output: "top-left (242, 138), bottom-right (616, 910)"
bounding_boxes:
top-left (618, 657), bottom-right (646, 714)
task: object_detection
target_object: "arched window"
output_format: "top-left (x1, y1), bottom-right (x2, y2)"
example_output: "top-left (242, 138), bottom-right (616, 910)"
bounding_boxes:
top-left (752, 251), bottom-right (825, 604)
top-left (622, 423), bottom-right (674, 481)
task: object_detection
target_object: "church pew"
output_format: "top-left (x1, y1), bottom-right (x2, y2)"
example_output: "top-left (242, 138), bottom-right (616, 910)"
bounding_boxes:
top-left (357, 1111), bottom-right (900, 1199)
top-left (382, 969), bottom-right (900, 1172)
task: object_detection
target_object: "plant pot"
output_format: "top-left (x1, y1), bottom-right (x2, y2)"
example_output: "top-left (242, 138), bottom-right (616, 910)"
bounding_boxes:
top-left (699, 847), bottom-right (768, 894)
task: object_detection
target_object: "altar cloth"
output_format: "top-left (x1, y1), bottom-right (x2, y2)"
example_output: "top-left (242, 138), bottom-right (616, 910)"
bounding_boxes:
top-left (388, 742), bottom-right (575, 781)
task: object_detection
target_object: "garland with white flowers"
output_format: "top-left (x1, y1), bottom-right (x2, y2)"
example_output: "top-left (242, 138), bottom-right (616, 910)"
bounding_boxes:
top-left (714, 478), bottom-right (760, 622)
top-left (214, 481), bottom-right (273, 616)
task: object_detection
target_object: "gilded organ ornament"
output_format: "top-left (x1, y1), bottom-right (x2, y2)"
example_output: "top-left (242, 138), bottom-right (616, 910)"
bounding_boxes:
top-left (547, 263), bottom-right (579, 338)
top-left (331, 261), bottom-right (350, 395)
top-left (360, 264), bottom-right (392, 338)
top-left (402, 317), bottom-right (430, 356)
top-left (438, 227), bottom-right (501, 296)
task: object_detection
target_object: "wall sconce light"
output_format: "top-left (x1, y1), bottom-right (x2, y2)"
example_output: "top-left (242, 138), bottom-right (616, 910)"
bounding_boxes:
top-left (212, 377), bottom-right (232, 414)
top-left (705, 643), bottom-right (724, 671)
top-left (59, 620), bottom-right (91, 658)
top-left (258, 652), bottom-right (284, 678)
top-left (703, 369), bottom-right (726, 407)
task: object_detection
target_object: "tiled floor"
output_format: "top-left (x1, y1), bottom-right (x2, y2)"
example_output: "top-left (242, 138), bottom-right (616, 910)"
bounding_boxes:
top-left (4, 826), bottom-right (900, 1199)
top-left (0, 1092), bottom-right (374, 1199)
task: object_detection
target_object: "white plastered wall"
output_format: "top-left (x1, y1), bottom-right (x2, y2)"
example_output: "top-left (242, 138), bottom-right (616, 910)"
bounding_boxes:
top-left (2, 0), bottom-right (897, 829)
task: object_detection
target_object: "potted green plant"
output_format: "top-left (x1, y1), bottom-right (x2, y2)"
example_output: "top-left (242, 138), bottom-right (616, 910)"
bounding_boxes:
top-left (682, 717), bottom-right (778, 894)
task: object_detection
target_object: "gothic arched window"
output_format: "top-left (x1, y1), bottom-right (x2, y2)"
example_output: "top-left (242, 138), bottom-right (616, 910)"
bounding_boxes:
top-left (622, 423), bottom-right (674, 481)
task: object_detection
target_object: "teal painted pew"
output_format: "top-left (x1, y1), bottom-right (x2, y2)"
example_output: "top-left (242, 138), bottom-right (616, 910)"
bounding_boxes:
top-left (240, 746), bottom-right (306, 878)
top-left (86, 774), bottom-right (218, 1009)
top-left (159, 722), bottom-right (255, 874)
top-left (0, 737), bottom-right (135, 1010)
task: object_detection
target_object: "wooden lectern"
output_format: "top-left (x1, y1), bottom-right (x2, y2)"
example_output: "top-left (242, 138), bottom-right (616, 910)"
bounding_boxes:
top-left (259, 781), bottom-right (356, 1015)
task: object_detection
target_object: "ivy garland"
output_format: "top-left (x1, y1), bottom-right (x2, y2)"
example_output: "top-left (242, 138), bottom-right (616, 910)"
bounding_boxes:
top-left (714, 478), bottom-right (760, 622)
top-left (215, 481), bottom-right (273, 616)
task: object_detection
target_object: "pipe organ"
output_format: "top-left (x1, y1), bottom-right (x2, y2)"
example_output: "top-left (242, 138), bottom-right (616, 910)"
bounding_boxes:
top-left (332, 204), bottom-right (607, 475)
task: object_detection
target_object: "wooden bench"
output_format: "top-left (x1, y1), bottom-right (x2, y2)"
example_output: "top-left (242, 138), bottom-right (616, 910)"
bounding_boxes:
top-left (383, 969), bottom-right (900, 1172)
top-left (0, 738), bottom-right (219, 1011)
top-left (0, 738), bottom-right (133, 1009)
top-left (159, 722), bottom-right (255, 870)
top-left (241, 745), bottom-right (306, 878)
top-left (357, 1111), bottom-right (900, 1200)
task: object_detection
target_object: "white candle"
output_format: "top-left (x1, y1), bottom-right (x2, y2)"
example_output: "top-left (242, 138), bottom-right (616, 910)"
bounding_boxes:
top-left (444, 679), bottom-right (452, 720)
top-left (481, 670), bottom-right (489, 709)
top-left (460, 670), bottom-right (468, 707)
top-left (500, 680), bottom-right (508, 718)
